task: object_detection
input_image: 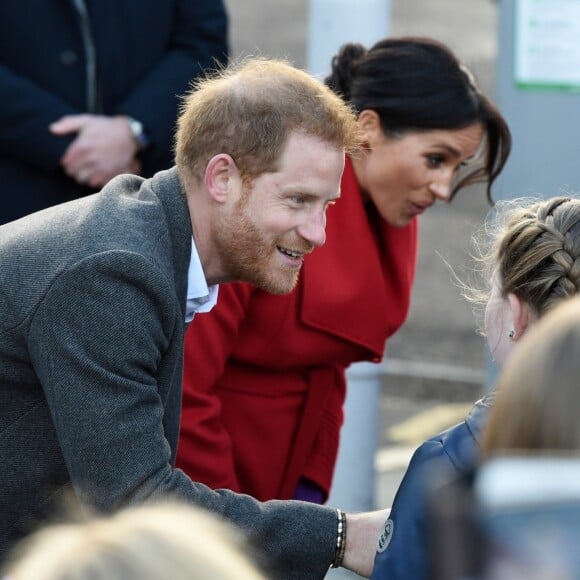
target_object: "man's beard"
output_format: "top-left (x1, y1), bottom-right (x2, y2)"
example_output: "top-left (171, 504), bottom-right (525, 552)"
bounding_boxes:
top-left (212, 198), bottom-right (307, 295)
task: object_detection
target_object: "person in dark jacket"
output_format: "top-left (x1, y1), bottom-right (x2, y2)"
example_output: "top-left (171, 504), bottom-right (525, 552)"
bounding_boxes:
top-left (372, 195), bottom-right (580, 579)
top-left (0, 0), bottom-right (228, 224)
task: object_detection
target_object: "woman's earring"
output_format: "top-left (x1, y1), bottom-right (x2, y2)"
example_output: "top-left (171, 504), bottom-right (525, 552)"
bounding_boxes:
top-left (508, 330), bottom-right (515, 339)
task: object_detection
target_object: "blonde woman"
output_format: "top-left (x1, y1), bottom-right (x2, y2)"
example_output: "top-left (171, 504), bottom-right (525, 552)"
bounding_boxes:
top-left (3, 500), bottom-right (267, 580)
top-left (372, 195), bottom-right (580, 580)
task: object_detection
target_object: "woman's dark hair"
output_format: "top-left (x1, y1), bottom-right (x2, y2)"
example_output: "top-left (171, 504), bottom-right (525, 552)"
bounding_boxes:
top-left (325, 37), bottom-right (512, 203)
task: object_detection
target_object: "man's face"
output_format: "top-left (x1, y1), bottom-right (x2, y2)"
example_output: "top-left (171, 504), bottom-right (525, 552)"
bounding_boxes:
top-left (212, 131), bottom-right (345, 294)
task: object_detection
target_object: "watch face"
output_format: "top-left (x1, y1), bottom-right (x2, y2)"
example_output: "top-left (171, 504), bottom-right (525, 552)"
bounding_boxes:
top-left (127, 117), bottom-right (149, 149)
top-left (130, 119), bottom-right (142, 132)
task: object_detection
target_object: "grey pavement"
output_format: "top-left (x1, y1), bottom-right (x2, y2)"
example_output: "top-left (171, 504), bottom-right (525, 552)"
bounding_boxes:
top-left (225, 0), bottom-right (498, 576)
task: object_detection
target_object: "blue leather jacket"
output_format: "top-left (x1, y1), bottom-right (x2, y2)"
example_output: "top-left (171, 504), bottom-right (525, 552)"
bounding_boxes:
top-left (371, 392), bottom-right (495, 580)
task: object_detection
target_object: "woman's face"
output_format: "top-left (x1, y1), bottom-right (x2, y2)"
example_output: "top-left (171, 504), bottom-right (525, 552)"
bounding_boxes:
top-left (351, 111), bottom-right (484, 227)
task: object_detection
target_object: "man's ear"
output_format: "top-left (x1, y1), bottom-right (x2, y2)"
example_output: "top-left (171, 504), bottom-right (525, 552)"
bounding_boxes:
top-left (507, 293), bottom-right (532, 341)
top-left (204, 154), bottom-right (239, 203)
top-left (357, 109), bottom-right (383, 147)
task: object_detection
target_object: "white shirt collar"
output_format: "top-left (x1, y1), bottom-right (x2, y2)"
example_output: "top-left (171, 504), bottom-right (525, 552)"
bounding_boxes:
top-left (185, 237), bottom-right (218, 322)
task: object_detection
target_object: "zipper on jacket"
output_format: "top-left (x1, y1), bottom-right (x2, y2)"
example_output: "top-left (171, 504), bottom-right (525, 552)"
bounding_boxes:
top-left (70, 0), bottom-right (101, 113)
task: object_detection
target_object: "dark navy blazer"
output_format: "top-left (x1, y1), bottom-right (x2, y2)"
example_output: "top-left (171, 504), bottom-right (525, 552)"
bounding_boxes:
top-left (0, 0), bottom-right (228, 223)
top-left (371, 392), bottom-right (494, 580)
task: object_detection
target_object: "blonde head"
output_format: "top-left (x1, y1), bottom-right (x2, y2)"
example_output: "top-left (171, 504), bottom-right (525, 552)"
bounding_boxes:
top-left (5, 501), bottom-right (267, 580)
top-left (464, 196), bottom-right (580, 333)
top-left (175, 56), bottom-right (359, 186)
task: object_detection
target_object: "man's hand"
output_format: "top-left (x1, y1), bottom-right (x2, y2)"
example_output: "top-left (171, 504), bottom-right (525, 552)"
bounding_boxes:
top-left (342, 509), bottom-right (391, 577)
top-left (50, 114), bottom-right (141, 188)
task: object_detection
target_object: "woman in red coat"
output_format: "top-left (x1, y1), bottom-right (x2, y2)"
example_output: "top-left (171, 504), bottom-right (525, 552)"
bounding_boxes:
top-left (176, 37), bottom-right (511, 503)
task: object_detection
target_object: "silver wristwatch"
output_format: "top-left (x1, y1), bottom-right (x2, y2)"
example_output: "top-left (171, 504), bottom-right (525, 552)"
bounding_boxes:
top-left (126, 116), bottom-right (150, 151)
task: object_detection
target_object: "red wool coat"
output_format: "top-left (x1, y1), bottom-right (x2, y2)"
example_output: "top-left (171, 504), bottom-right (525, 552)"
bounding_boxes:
top-left (176, 158), bottom-right (418, 501)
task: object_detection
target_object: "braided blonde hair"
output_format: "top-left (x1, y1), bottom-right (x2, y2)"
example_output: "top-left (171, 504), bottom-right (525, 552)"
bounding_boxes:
top-left (465, 196), bottom-right (580, 331)
top-left (495, 196), bottom-right (580, 315)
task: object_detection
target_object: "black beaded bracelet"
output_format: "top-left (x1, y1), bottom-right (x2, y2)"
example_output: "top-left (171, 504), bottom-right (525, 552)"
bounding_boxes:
top-left (331, 508), bottom-right (347, 568)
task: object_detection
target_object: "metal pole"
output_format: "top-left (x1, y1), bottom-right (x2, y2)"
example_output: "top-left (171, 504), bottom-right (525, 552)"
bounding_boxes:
top-left (328, 361), bottom-right (384, 511)
top-left (325, 364), bottom-right (384, 580)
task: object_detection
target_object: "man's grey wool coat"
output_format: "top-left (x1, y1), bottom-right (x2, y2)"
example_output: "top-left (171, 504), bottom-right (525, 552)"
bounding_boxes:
top-left (0, 168), bottom-right (337, 578)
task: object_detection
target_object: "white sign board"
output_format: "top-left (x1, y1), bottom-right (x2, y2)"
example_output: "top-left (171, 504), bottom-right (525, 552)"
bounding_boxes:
top-left (515, 0), bottom-right (580, 91)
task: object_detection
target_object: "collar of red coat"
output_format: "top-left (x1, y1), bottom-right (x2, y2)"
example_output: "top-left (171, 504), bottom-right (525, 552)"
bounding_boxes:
top-left (299, 157), bottom-right (418, 357)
